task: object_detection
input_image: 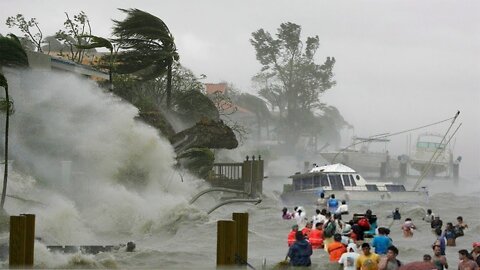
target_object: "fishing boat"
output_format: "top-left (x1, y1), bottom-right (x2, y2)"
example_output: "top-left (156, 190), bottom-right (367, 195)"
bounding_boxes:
top-left (319, 136), bottom-right (399, 179)
top-left (280, 163), bottom-right (428, 205)
top-left (408, 133), bottom-right (458, 177)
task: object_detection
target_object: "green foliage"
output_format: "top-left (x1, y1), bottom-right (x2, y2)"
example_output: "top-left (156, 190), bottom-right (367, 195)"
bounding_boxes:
top-left (177, 147), bottom-right (215, 179)
top-left (250, 22), bottom-right (337, 144)
top-left (6, 14), bottom-right (43, 52)
top-left (173, 90), bottom-right (219, 124)
top-left (0, 98), bottom-right (14, 115)
top-left (0, 34), bottom-right (29, 67)
top-left (112, 8), bottom-right (178, 81)
top-left (76, 35), bottom-right (113, 51)
top-left (0, 74), bottom-right (7, 89)
top-left (55, 11), bottom-right (93, 63)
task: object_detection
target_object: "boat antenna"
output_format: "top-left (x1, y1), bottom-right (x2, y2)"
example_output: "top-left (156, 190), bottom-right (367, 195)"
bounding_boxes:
top-left (411, 119), bottom-right (462, 191)
top-left (331, 113), bottom-right (458, 163)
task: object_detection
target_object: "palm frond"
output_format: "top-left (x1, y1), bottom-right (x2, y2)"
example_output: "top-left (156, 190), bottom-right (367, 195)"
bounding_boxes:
top-left (76, 35), bottom-right (113, 51)
top-left (0, 73), bottom-right (7, 89)
top-left (0, 34), bottom-right (29, 67)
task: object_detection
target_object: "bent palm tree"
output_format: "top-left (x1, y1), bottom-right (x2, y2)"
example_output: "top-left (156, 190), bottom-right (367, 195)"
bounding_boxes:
top-left (76, 35), bottom-right (114, 89)
top-left (0, 34), bottom-right (29, 208)
top-left (112, 8), bottom-right (179, 109)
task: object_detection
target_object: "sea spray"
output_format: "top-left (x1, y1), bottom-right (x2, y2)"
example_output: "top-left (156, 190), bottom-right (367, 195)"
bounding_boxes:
top-left (2, 69), bottom-right (206, 249)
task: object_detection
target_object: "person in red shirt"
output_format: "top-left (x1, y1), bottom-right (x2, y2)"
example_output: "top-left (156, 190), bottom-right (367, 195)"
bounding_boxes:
top-left (288, 224), bottom-right (299, 247)
top-left (309, 222), bottom-right (324, 249)
top-left (327, 233), bottom-right (347, 262)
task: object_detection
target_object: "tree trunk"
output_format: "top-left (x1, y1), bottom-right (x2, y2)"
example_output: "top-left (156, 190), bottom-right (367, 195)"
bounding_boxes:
top-left (1, 84), bottom-right (9, 208)
top-left (166, 62), bottom-right (172, 109)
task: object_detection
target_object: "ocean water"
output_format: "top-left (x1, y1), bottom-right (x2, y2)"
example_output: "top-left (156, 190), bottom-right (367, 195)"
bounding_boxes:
top-left (0, 69), bottom-right (478, 269)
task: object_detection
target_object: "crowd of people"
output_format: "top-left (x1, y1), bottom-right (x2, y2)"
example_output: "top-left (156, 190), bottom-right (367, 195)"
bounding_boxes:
top-left (281, 197), bottom-right (479, 270)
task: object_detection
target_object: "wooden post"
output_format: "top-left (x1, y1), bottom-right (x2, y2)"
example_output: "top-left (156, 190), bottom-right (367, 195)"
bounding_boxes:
top-left (233, 213), bottom-right (249, 265)
top-left (22, 214), bottom-right (35, 266)
top-left (242, 159), bottom-right (252, 196)
top-left (9, 215), bottom-right (27, 267)
top-left (257, 158), bottom-right (264, 195)
top-left (217, 220), bottom-right (236, 266)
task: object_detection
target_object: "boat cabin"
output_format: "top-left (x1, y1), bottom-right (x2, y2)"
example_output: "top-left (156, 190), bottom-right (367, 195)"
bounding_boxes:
top-left (288, 163), bottom-right (406, 192)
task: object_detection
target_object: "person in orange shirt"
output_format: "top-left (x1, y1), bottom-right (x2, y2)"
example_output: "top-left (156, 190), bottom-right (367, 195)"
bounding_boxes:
top-left (328, 233), bottom-right (347, 262)
top-left (302, 221), bottom-right (313, 238)
top-left (288, 224), bottom-right (299, 247)
top-left (309, 222), bottom-right (324, 249)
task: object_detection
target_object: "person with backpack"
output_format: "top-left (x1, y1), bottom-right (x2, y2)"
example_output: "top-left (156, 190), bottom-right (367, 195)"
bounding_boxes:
top-left (323, 212), bottom-right (337, 252)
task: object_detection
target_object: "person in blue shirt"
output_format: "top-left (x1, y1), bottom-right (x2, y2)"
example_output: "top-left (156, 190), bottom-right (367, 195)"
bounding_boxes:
top-left (371, 227), bottom-right (392, 255)
top-left (327, 194), bottom-right (339, 213)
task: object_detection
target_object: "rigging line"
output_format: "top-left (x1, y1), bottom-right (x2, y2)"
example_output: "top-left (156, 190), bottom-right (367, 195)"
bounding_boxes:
top-left (412, 123), bottom-right (462, 191)
top-left (411, 111), bottom-right (460, 190)
top-left (332, 114), bottom-right (457, 163)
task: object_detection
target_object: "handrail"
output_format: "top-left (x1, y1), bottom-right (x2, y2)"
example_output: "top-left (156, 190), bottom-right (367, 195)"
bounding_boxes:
top-left (207, 198), bottom-right (262, 214)
top-left (189, 187), bottom-right (248, 204)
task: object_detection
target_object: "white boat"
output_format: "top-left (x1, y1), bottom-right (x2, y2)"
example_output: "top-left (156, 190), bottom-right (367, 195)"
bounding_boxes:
top-left (408, 133), bottom-right (456, 177)
top-left (280, 163), bottom-right (428, 205)
top-left (319, 136), bottom-right (399, 178)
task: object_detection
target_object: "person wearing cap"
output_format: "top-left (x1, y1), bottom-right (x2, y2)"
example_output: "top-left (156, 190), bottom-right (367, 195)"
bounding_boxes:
top-left (356, 242), bottom-right (380, 270)
top-left (471, 242), bottom-right (480, 267)
top-left (339, 242), bottom-right (360, 270)
top-left (287, 225), bottom-right (299, 247)
top-left (287, 231), bottom-right (313, 267)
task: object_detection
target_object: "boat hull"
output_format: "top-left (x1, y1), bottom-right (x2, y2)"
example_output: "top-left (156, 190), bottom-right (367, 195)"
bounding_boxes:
top-left (280, 189), bottom-right (428, 206)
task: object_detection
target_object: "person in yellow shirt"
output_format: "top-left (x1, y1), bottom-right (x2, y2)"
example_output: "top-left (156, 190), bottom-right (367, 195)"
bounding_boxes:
top-left (356, 243), bottom-right (380, 270)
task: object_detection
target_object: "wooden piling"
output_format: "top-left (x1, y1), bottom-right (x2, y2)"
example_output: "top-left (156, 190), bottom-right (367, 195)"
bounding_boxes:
top-left (232, 213), bottom-right (249, 265)
top-left (22, 214), bottom-right (35, 266)
top-left (399, 162), bottom-right (407, 180)
top-left (453, 163), bottom-right (459, 181)
top-left (217, 220), bottom-right (236, 266)
top-left (380, 162), bottom-right (387, 179)
top-left (9, 215), bottom-right (27, 267)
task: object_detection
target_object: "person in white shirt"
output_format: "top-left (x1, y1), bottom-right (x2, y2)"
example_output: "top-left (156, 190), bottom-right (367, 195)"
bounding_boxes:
top-left (335, 200), bottom-right (349, 215)
top-left (294, 206), bottom-right (308, 229)
top-left (338, 242), bottom-right (360, 270)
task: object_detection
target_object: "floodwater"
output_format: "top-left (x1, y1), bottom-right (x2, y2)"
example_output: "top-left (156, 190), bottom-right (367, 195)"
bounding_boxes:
top-left (0, 69), bottom-right (478, 269)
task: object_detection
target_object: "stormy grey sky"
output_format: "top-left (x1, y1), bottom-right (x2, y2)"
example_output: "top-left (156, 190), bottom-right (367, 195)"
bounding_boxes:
top-left (1, 0), bottom-right (479, 176)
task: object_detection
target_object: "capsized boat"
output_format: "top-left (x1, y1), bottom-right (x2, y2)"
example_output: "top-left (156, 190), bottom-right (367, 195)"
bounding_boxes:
top-left (280, 163), bottom-right (428, 205)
